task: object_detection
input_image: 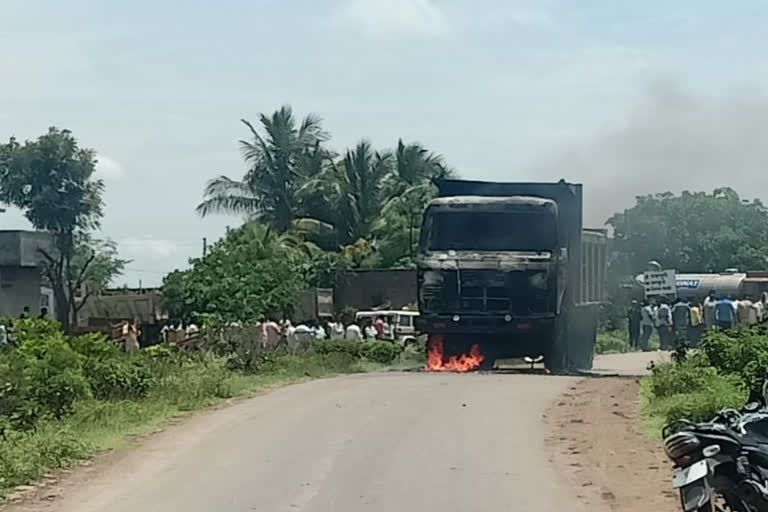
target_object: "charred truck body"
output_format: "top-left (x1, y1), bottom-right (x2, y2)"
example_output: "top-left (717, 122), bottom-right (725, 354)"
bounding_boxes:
top-left (416, 179), bottom-right (607, 372)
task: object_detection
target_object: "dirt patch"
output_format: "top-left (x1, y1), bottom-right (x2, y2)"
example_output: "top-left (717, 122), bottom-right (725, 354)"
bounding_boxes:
top-left (546, 377), bottom-right (679, 512)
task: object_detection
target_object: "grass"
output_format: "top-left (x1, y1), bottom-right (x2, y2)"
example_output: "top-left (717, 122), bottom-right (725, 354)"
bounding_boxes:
top-left (0, 350), bottom-right (405, 498)
top-left (638, 357), bottom-right (748, 440)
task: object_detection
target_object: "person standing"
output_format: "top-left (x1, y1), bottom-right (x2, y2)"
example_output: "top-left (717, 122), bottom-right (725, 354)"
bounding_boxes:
top-left (364, 319), bottom-right (377, 340)
top-left (374, 316), bottom-right (385, 340)
top-left (640, 301), bottom-right (655, 351)
top-left (345, 322), bottom-right (362, 341)
top-left (313, 321), bottom-right (327, 340)
top-left (715, 296), bottom-right (738, 329)
top-left (263, 319), bottom-right (282, 347)
top-left (331, 318), bottom-right (345, 339)
top-left (671, 298), bottom-right (692, 346)
top-left (19, 306), bottom-right (30, 320)
top-left (627, 300), bottom-right (642, 349)
top-left (656, 299), bottom-right (674, 350)
top-left (294, 321), bottom-right (313, 347)
top-left (703, 290), bottom-right (717, 329)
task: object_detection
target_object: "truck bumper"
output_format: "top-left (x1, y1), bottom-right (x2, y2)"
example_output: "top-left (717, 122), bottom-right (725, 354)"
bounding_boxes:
top-left (416, 314), bottom-right (556, 335)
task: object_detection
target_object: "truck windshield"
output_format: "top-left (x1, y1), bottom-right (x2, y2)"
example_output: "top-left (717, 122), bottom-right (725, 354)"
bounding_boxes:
top-left (425, 211), bottom-right (557, 252)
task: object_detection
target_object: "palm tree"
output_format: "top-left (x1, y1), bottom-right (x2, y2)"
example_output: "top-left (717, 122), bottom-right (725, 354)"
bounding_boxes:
top-left (297, 140), bottom-right (393, 246)
top-left (196, 106), bottom-right (329, 231)
top-left (379, 140), bottom-right (452, 258)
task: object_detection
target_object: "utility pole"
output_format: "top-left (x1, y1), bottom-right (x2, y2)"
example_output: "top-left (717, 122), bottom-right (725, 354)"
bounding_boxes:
top-left (203, 237), bottom-right (208, 257)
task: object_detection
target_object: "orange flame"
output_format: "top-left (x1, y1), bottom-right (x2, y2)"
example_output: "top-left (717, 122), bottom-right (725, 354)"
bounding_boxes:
top-left (426, 335), bottom-right (485, 372)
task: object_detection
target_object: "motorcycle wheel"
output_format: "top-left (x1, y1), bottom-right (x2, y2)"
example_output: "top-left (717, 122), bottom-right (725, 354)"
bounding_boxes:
top-left (711, 493), bottom-right (749, 512)
top-left (685, 492), bottom-right (748, 512)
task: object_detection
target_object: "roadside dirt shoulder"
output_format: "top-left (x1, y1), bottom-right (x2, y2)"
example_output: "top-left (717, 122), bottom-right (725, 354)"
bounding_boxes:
top-left (546, 376), bottom-right (678, 512)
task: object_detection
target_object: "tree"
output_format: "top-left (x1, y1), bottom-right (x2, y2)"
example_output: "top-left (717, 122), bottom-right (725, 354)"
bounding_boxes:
top-left (375, 140), bottom-right (450, 262)
top-left (606, 188), bottom-right (768, 274)
top-left (196, 106), bottom-right (330, 231)
top-left (298, 140), bottom-right (393, 246)
top-left (69, 234), bottom-right (129, 316)
top-left (0, 128), bottom-right (105, 331)
top-left (162, 222), bottom-right (308, 324)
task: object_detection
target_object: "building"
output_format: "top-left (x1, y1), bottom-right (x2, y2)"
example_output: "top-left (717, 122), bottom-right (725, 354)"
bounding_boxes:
top-left (0, 230), bottom-right (54, 317)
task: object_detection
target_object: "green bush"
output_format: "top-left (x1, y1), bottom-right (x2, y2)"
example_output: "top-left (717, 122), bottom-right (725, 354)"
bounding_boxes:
top-left (69, 333), bottom-right (153, 400)
top-left (0, 424), bottom-right (89, 494)
top-left (595, 330), bottom-right (633, 354)
top-left (649, 357), bottom-right (718, 398)
top-left (650, 373), bottom-right (747, 423)
top-left (6, 318), bottom-right (62, 346)
top-left (313, 339), bottom-right (363, 358)
top-left (84, 357), bottom-right (152, 400)
top-left (361, 341), bottom-right (401, 364)
top-left (148, 356), bottom-right (235, 410)
top-left (19, 335), bottom-right (91, 419)
top-left (701, 328), bottom-right (768, 393)
top-left (0, 348), bottom-right (39, 431)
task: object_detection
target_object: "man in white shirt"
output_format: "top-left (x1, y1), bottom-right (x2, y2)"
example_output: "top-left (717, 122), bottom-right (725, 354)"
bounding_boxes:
top-left (294, 322), bottom-right (313, 347)
top-left (640, 301), bottom-right (655, 351)
top-left (345, 322), bottom-right (362, 341)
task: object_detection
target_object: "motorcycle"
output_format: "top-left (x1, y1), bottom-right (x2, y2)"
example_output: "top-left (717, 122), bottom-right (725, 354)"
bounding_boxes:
top-left (663, 381), bottom-right (768, 511)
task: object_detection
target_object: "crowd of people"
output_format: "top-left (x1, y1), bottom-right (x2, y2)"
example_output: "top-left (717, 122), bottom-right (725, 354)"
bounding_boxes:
top-left (626, 290), bottom-right (768, 350)
top-left (160, 314), bottom-right (397, 350)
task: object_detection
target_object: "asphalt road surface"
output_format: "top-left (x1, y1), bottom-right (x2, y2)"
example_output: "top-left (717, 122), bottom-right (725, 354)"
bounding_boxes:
top-left (11, 353), bottom-right (655, 512)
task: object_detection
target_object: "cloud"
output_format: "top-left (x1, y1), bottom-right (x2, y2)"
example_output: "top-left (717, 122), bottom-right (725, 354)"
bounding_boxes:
top-left (502, 7), bottom-right (552, 27)
top-left (119, 237), bottom-right (176, 259)
top-left (527, 82), bottom-right (768, 226)
top-left (337, 0), bottom-right (450, 40)
top-left (95, 155), bottom-right (124, 179)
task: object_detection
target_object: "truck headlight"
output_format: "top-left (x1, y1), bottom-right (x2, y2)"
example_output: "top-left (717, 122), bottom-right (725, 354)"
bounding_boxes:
top-left (529, 272), bottom-right (548, 290)
top-left (423, 270), bottom-right (444, 285)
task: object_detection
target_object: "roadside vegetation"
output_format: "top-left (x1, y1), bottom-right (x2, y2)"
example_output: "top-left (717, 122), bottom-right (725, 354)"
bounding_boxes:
top-left (0, 318), bottom-right (421, 498)
top-left (640, 328), bottom-right (768, 433)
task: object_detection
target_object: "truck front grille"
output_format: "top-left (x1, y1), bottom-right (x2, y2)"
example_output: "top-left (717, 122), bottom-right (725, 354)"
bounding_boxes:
top-left (420, 269), bottom-right (551, 314)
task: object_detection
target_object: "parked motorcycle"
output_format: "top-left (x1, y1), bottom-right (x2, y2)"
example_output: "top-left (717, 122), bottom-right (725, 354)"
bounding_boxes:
top-left (663, 381), bottom-right (768, 511)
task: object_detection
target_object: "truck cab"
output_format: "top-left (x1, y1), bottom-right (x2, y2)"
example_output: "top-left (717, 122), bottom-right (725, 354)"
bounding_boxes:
top-left (417, 195), bottom-right (564, 333)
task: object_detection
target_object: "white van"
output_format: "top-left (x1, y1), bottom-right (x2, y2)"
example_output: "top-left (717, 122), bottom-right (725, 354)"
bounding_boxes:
top-left (354, 310), bottom-right (420, 346)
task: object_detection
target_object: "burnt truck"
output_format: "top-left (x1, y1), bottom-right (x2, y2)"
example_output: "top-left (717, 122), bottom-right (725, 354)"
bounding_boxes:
top-left (415, 179), bottom-right (607, 373)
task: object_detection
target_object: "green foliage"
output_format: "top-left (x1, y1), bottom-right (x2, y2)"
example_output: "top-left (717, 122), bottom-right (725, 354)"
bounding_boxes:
top-left (0, 424), bottom-right (89, 493)
top-left (0, 348), bottom-right (39, 431)
top-left (7, 318), bottom-right (62, 346)
top-left (643, 328), bottom-right (768, 426)
top-left (607, 188), bottom-right (768, 273)
top-left (595, 330), bottom-right (633, 354)
top-left (163, 222), bottom-right (307, 323)
top-left (654, 381), bottom-right (747, 423)
top-left (312, 339), bottom-right (401, 364)
top-left (649, 357), bottom-right (723, 398)
top-left (361, 341), bottom-right (401, 364)
top-left (196, 107), bottom-right (329, 231)
top-left (19, 334), bottom-right (91, 419)
top-left (303, 250), bottom-right (350, 287)
top-left (700, 327), bottom-right (768, 393)
top-left (313, 339), bottom-right (364, 358)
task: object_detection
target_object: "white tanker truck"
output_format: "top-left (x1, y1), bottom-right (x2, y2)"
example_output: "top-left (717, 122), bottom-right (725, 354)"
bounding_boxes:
top-left (634, 270), bottom-right (768, 301)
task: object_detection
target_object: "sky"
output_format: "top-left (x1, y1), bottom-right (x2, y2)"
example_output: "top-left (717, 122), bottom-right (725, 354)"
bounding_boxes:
top-left (3, 0), bottom-right (768, 286)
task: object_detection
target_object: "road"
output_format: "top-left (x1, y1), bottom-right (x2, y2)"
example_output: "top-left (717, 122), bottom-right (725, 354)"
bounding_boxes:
top-left (9, 353), bottom-right (656, 512)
